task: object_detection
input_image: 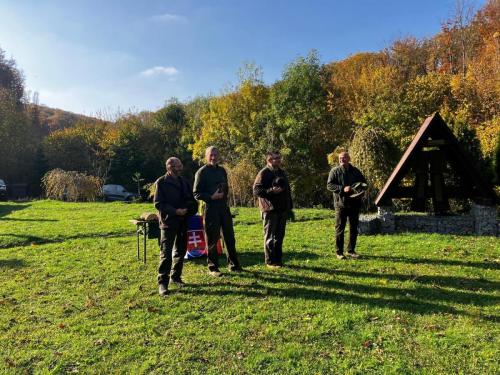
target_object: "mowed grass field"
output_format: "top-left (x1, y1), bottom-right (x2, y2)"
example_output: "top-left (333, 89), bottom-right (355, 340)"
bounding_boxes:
top-left (0, 200), bottom-right (499, 374)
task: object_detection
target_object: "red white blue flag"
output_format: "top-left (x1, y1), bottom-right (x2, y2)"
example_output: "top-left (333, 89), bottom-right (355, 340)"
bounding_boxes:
top-left (184, 215), bottom-right (224, 259)
top-left (185, 215), bottom-right (207, 259)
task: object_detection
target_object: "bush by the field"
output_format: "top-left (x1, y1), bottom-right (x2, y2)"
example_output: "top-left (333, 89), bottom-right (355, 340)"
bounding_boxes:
top-left (42, 169), bottom-right (103, 202)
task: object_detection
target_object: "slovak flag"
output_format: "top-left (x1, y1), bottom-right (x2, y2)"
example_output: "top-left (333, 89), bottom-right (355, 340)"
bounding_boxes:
top-left (184, 215), bottom-right (224, 259)
top-left (185, 215), bottom-right (207, 259)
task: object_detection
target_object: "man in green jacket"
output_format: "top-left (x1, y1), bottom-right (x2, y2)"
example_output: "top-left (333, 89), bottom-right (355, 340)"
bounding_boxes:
top-left (154, 157), bottom-right (198, 296)
top-left (253, 151), bottom-right (293, 268)
top-left (193, 146), bottom-right (242, 276)
top-left (327, 151), bottom-right (367, 259)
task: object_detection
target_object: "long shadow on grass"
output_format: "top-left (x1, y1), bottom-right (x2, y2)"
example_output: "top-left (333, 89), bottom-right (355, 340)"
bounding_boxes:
top-left (237, 250), bottom-right (320, 267)
top-left (0, 258), bottom-right (27, 268)
top-left (185, 250), bottom-right (319, 269)
top-left (181, 269), bottom-right (499, 320)
top-left (241, 270), bottom-right (500, 307)
top-left (180, 279), bottom-right (466, 317)
top-left (0, 203), bottom-right (31, 218)
top-left (0, 217), bottom-right (58, 222)
top-left (0, 231), bottom-right (132, 249)
top-left (361, 255), bottom-right (500, 271)
top-left (288, 265), bottom-right (500, 292)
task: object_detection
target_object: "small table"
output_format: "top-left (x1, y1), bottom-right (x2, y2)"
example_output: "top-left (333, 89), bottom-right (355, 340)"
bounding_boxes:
top-left (129, 219), bottom-right (160, 264)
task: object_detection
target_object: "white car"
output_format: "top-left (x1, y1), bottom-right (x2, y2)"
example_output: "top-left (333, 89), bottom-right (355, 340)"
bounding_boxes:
top-left (103, 184), bottom-right (138, 202)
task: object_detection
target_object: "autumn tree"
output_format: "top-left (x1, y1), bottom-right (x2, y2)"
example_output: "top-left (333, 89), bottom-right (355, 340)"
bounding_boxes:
top-left (43, 120), bottom-right (116, 180)
top-left (191, 72), bottom-right (270, 167)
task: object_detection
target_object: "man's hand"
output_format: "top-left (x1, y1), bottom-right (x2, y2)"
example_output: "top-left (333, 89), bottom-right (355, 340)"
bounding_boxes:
top-left (176, 208), bottom-right (188, 216)
top-left (270, 186), bottom-right (284, 194)
top-left (343, 186), bottom-right (351, 194)
top-left (211, 190), bottom-right (224, 200)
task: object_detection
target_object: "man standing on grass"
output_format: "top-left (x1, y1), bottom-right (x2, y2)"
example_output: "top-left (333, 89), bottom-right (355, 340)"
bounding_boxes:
top-left (327, 151), bottom-right (367, 260)
top-left (154, 157), bottom-right (198, 296)
top-left (193, 146), bottom-right (243, 277)
top-left (253, 151), bottom-right (293, 268)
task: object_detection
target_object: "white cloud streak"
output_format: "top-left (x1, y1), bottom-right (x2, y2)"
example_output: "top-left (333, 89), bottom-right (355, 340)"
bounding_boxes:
top-left (150, 13), bottom-right (187, 23)
top-left (140, 66), bottom-right (179, 77)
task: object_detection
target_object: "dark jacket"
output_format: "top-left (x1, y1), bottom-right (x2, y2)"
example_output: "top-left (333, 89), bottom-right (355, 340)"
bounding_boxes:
top-left (327, 164), bottom-right (367, 209)
top-left (193, 164), bottom-right (229, 207)
top-left (154, 174), bottom-right (198, 229)
top-left (253, 166), bottom-right (293, 213)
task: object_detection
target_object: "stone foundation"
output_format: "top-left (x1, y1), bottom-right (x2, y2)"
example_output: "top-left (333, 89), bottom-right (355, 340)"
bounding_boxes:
top-left (358, 204), bottom-right (498, 236)
top-left (358, 214), bottom-right (380, 235)
top-left (471, 204), bottom-right (498, 236)
top-left (394, 214), bottom-right (474, 234)
top-left (377, 206), bottom-right (395, 234)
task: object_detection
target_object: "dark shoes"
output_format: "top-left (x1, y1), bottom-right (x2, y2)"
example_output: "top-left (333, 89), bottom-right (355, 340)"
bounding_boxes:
top-left (347, 251), bottom-right (360, 259)
top-left (170, 278), bottom-right (186, 287)
top-left (209, 269), bottom-right (223, 277)
top-left (209, 266), bottom-right (242, 276)
top-left (337, 252), bottom-right (359, 259)
top-left (158, 283), bottom-right (169, 297)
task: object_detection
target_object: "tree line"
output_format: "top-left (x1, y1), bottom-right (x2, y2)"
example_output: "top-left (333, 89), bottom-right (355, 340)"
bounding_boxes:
top-left (0, 0), bottom-right (498, 207)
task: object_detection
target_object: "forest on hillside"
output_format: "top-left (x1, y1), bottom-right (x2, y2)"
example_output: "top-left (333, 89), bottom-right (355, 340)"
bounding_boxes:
top-left (0, 0), bottom-right (498, 207)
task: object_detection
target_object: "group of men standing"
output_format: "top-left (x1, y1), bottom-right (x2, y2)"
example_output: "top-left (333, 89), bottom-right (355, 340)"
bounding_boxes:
top-left (154, 147), bottom-right (366, 296)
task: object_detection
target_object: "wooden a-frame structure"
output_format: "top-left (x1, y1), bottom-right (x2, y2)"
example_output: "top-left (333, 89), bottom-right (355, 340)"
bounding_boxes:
top-left (375, 112), bottom-right (496, 213)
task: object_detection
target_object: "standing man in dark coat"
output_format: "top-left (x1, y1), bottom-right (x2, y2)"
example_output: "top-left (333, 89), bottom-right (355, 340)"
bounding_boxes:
top-left (327, 151), bottom-right (367, 259)
top-left (253, 151), bottom-right (293, 268)
top-left (154, 157), bottom-right (198, 296)
top-left (193, 146), bottom-right (243, 277)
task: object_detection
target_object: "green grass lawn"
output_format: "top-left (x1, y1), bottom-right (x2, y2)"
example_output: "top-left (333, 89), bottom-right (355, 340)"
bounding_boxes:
top-left (0, 200), bottom-right (499, 374)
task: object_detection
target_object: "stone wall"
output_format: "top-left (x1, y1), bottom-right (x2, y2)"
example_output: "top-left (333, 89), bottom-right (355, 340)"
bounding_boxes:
top-left (377, 206), bottom-right (395, 234)
top-left (471, 204), bottom-right (498, 236)
top-left (359, 204), bottom-right (498, 236)
top-left (394, 214), bottom-right (474, 235)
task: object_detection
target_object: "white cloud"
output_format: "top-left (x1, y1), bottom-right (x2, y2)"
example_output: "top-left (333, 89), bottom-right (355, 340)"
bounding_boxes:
top-left (150, 13), bottom-right (187, 23)
top-left (140, 66), bottom-right (179, 77)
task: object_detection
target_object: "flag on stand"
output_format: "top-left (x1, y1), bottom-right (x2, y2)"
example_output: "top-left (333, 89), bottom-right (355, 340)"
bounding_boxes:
top-left (185, 215), bottom-right (207, 259)
top-left (185, 215), bottom-right (224, 259)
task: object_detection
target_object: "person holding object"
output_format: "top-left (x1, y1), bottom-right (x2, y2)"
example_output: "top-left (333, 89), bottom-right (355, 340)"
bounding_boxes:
top-left (253, 151), bottom-right (293, 268)
top-left (327, 151), bottom-right (367, 260)
top-left (154, 157), bottom-right (198, 296)
top-left (193, 146), bottom-right (243, 277)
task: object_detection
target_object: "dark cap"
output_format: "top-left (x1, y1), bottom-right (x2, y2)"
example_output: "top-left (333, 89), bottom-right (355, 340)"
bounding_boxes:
top-left (349, 182), bottom-right (367, 198)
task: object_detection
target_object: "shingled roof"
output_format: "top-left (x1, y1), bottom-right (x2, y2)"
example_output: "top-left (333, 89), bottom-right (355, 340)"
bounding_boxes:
top-left (375, 112), bottom-right (496, 206)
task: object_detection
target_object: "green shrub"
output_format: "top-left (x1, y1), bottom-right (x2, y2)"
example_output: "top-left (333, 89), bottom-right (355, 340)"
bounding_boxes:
top-left (349, 127), bottom-right (398, 210)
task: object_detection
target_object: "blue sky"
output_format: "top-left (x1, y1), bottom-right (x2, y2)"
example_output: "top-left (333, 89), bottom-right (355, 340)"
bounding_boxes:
top-left (0, 0), bottom-right (485, 115)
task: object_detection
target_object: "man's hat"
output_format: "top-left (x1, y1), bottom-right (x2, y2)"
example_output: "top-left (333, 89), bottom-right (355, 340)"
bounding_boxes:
top-left (350, 182), bottom-right (368, 198)
top-left (272, 176), bottom-right (286, 189)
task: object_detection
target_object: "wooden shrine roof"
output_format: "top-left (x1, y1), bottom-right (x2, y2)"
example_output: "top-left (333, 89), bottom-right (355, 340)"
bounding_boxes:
top-left (375, 112), bottom-right (496, 206)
